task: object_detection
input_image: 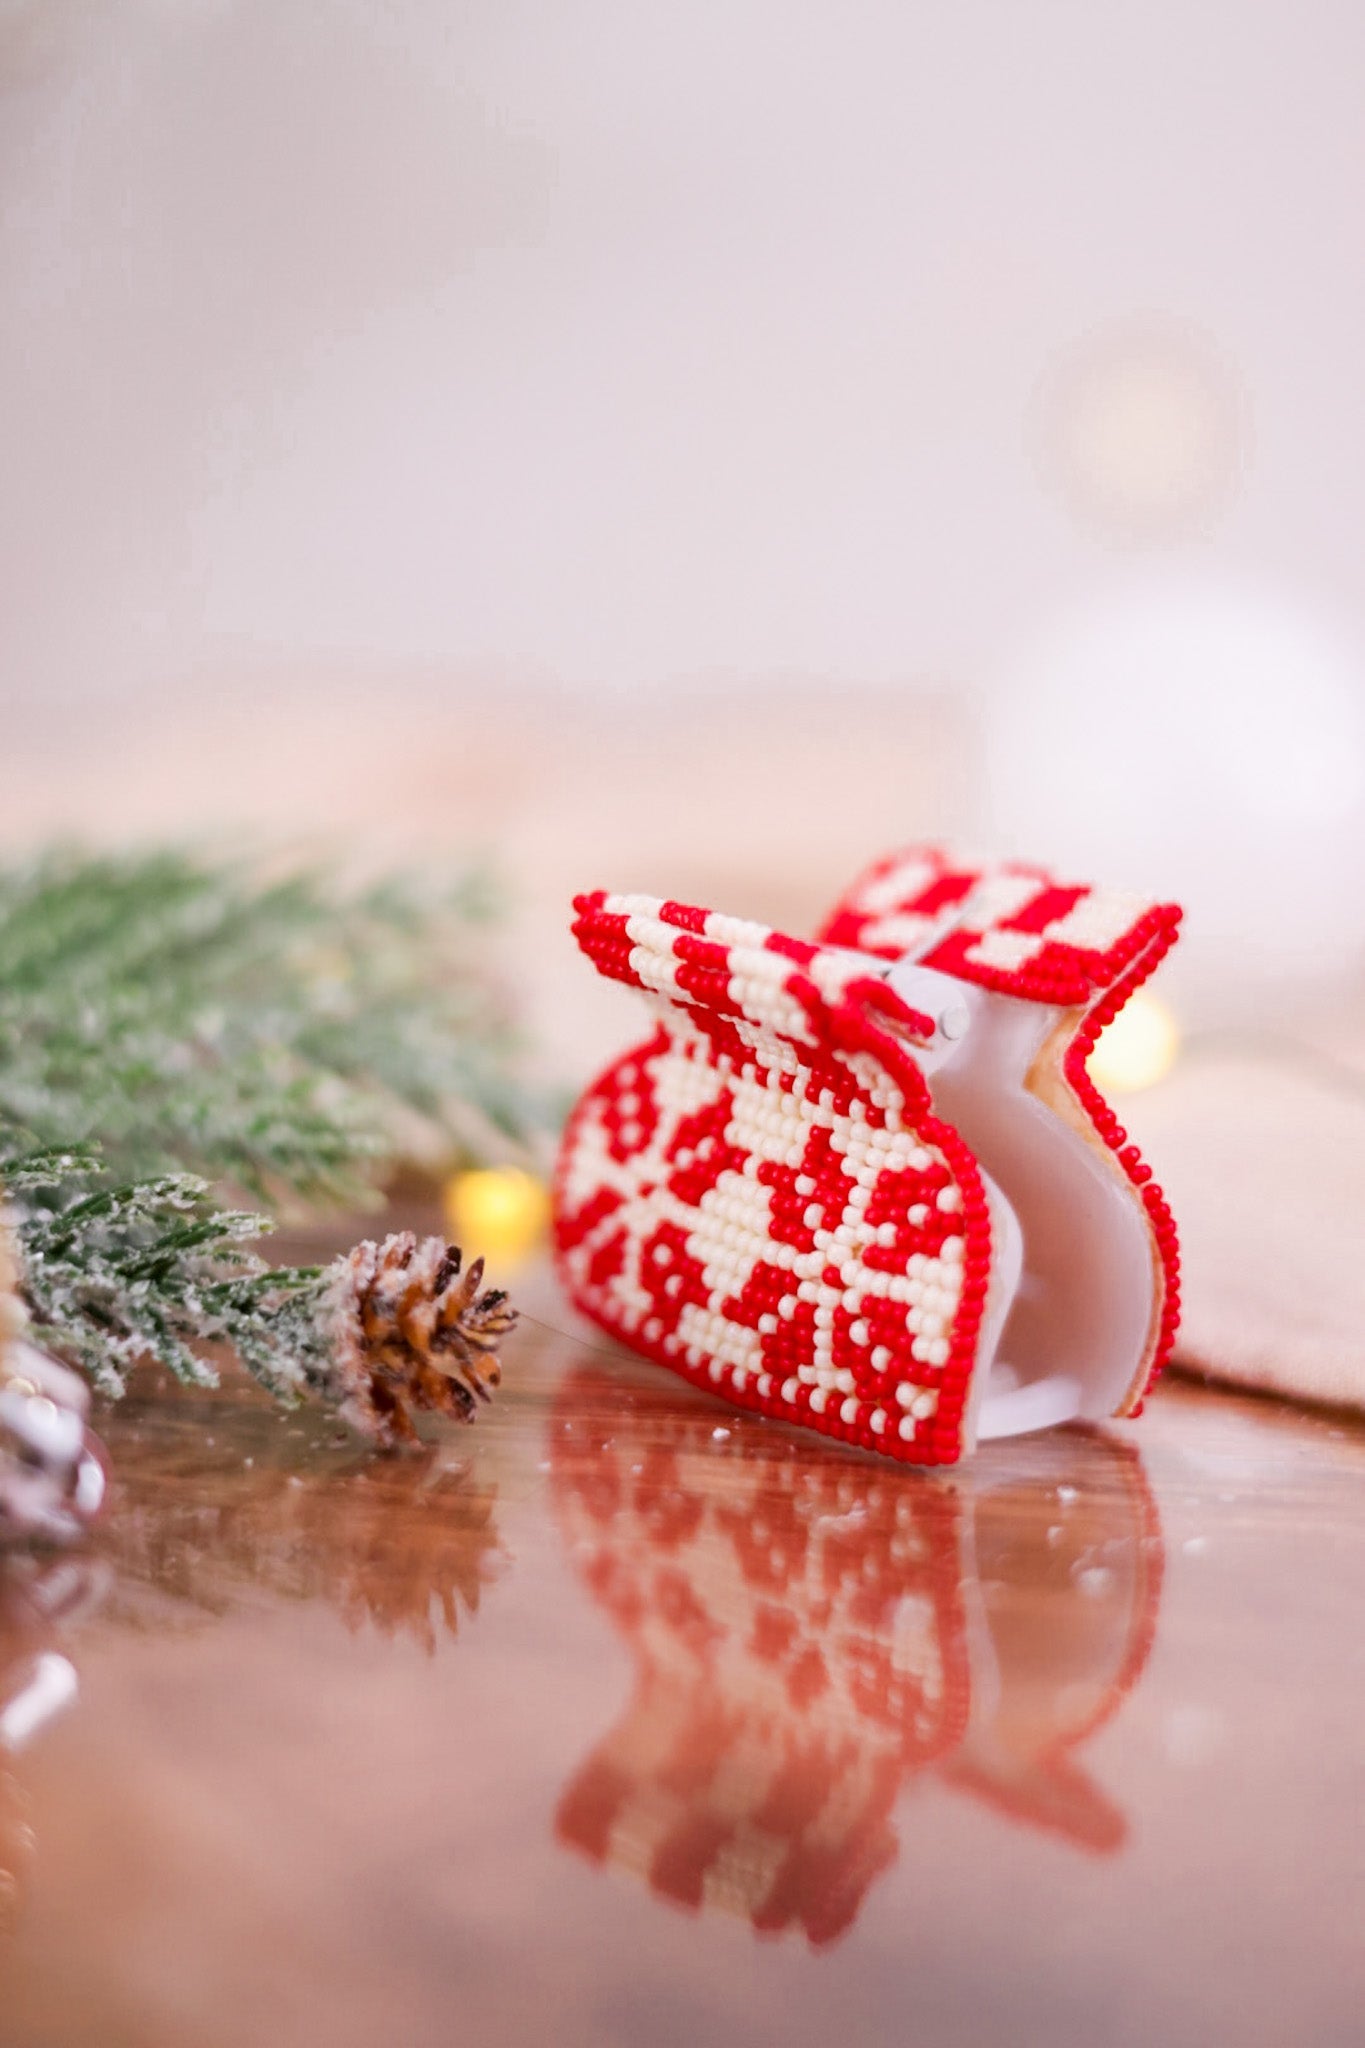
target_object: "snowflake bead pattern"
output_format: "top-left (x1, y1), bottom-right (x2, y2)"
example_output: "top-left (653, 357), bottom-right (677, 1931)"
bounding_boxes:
top-left (555, 855), bottom-right (1182, 1466)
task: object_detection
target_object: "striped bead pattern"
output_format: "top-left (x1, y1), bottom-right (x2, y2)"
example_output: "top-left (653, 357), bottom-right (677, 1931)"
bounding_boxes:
top-left (820, 846), bottom-right (1181, 1010)
top-left (819, 847), bottom-right (1183, 1403)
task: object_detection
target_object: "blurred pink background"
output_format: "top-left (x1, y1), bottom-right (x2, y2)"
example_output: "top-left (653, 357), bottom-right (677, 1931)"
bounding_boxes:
top-left (4, 2), bottom-right (1365, 1402)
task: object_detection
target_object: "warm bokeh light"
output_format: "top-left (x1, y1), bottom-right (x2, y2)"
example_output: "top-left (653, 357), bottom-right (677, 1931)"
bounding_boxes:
top-left (1088, 991), bottom-right (1180, 1095)
top-left (1043, 322), bottom-right (1245, 539)
top-left (444, 1166), bottom-right (550, 1268)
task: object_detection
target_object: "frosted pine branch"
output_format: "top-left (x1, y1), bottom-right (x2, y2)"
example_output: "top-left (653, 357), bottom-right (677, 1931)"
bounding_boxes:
top-left (0, 851), bottom-right (536, 1421)
top-left (0, 850), bottom-right (541, 1208)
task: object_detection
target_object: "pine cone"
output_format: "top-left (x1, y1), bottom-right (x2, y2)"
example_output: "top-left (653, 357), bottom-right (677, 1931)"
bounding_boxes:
top-left (326, 1233), bottom-right (517, 1448)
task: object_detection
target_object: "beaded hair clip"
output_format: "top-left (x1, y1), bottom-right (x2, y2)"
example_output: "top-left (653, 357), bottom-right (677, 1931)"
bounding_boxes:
top-left (553, 848), bottom-right (1182, 1466)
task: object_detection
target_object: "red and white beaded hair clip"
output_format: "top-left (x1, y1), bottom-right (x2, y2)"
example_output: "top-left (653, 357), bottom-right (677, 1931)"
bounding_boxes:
top-left (553, 848), bottom-right (1182, 1466)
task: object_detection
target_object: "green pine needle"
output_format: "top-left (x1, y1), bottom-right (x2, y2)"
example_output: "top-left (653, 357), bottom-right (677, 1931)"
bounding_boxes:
top-left (0, 848), bottom-right (536, 1207)
top-left (6, 1142), bottom-right (329, 1401)
top-left (0, 849), bottom-right (542, 1407)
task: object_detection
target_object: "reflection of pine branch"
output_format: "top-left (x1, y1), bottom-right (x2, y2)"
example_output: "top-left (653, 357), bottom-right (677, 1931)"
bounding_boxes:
top-left (99, 1394), bottom-right (504, 1654)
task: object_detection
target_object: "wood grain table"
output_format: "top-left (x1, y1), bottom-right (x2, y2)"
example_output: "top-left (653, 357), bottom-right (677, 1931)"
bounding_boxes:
top-left (0, 1263), bottom-right (1360, 2048)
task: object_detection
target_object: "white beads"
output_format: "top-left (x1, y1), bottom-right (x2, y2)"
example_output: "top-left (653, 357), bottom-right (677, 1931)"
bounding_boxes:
top-left (1040, 887), bottom-right (1142, 953)
top-left (563, 902), bottom-right (981, 1460)
top-left (965, 927), bottom-right (1045, 974)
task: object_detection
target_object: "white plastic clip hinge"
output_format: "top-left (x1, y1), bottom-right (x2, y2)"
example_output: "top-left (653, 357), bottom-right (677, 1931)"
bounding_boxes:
top-left (883, 959), bottom-right (976, 1075)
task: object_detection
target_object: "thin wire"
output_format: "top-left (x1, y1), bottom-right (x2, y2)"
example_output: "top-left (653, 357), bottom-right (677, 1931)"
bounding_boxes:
top-left (518, 1307), bottom-right (640, 1365)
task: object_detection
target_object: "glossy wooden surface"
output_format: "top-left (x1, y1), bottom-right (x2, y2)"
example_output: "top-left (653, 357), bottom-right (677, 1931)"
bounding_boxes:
top-left (0, 1269), bottom-right (1361, 2048)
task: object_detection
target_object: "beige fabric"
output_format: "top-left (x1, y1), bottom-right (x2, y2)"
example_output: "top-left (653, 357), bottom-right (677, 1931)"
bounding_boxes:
top-left (1124, 1053), bottom-right (1365, 1412)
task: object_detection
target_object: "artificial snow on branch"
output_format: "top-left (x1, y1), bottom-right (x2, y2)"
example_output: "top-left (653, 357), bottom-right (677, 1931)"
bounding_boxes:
top-left (0, 850), bottom-right (535, 1434)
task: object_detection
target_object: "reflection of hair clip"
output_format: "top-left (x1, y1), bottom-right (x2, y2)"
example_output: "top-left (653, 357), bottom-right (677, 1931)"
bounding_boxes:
top-left (555, 848), bottom-right (1182, 1464)
top-left (550, 1367), bottom-right (1163, 1943)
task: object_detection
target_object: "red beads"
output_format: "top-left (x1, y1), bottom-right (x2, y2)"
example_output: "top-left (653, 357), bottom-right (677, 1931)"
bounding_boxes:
top-left (558, 852), bottom-right (1183, 1462)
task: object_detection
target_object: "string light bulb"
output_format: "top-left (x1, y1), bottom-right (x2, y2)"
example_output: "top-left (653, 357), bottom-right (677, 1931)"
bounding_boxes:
top-left (1087, 991), bottom-right (1180, 1095)
top-left (443, 1166), bottom-right (549, 1268)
